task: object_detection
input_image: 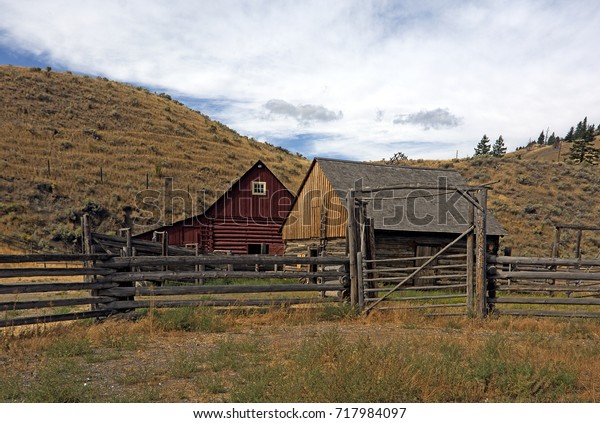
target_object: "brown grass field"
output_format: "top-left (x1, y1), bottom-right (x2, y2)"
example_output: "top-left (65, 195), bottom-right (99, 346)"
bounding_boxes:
top-left (0, 307), bottom-right (598, 403)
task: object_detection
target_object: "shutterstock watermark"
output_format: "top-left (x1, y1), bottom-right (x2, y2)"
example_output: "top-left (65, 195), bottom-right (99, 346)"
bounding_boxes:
top-left (130, 176), bottom-right (472, 231)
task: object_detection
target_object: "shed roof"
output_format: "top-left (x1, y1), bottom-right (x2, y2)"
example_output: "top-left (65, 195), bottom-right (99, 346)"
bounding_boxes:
top-left (314, 158), bottom-right (506, 236)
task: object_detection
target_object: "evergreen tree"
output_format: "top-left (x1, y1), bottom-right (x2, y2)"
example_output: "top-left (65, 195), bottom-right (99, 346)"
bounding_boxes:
top-left (492, 135), bottom-right (507, 157)
top-left (547, 132), bottom-right (556, 145)
top-left (565, 127), bottom-right (575, 142)
top-left (474, 134), bottom-right (491, 156)
top-left (537, 131), bottom-right (546, 145)
top-left (569, 126), bottom-right (599, 164)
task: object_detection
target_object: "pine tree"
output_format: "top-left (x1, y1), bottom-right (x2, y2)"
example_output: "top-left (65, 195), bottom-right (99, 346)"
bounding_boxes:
top-left (569, 126), bottom-right (599, 164)
top-left (537, 131), bottom-right (546, 145)
top-left (474, 134), bottom-right (491, 156)
top-left (565, 127), bottom-right (575, 142)
top-left (492, 135), bottom-right (507, 157)
top-left (547, 132), bottom-right (556, 145)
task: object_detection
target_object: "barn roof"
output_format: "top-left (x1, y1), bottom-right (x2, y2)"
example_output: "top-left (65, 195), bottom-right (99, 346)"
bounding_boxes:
top-left (309, 158), bottom-right (506, 236)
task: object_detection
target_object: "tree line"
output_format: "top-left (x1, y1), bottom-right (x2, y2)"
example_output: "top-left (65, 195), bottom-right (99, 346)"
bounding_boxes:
top-left (475, 116), bottom-right (600, 164)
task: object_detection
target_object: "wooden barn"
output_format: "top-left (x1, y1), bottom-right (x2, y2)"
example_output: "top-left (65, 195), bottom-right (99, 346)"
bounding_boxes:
top-left (135, 160), bottom-right (295, 255)
top-left (282, 158), bottom-right (506, 259)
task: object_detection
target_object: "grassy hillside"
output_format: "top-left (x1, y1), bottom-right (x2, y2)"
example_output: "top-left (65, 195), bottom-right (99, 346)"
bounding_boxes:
top-left (0, 65), bottom-right (308, 250)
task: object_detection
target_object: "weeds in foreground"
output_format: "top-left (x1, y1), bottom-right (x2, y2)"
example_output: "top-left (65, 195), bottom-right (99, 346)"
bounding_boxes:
top-left (153, 307), bottom-right (229, 333)
top-left (0, 307), bottom-right (597, 402)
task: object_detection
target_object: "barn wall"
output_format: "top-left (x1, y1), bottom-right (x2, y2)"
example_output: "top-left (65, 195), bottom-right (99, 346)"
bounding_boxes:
top-left (282, 162), bottom-right (348, 241)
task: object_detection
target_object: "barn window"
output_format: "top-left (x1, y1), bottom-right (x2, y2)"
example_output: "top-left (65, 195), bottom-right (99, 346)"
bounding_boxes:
top-left (252, 181), bottom-right (267, 195)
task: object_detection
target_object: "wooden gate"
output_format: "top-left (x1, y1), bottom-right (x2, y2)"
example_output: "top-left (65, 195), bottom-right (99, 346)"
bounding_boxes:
top-left (347, 185), bottom-right (491, 317)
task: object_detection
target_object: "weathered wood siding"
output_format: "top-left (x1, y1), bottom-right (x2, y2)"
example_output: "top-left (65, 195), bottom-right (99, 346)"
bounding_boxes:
top-left (282, 162), bottom-right (348, 240)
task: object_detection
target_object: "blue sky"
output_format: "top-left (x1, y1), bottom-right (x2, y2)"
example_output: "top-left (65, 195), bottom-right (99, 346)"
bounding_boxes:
top-left (1, 0), bottom-right (599, 160)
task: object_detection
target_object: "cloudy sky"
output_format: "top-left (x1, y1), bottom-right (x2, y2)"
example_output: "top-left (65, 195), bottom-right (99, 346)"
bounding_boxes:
top-left (1, 0), bottom-right (599, 160)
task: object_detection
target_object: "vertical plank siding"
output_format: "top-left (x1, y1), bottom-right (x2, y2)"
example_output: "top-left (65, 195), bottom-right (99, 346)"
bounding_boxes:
top-left (282, 162), bottom-right (348, 241)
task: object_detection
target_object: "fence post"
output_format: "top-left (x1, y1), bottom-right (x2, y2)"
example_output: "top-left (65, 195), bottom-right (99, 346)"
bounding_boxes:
top-left (466, 194), bottom-right (475, 316)
top-left (81, 214), bottom-right (96, 310)
top-left (474, 188), bottom-right (488, 318)
top-left (347, 190), bottom-right (359, 307)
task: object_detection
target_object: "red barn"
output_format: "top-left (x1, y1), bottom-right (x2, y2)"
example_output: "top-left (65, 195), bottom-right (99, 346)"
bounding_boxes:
top-left (135, 161), bottom-right (295, 255)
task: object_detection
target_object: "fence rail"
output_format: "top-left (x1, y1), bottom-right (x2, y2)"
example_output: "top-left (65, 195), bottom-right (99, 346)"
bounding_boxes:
top-left (0, 250), bottom-right (350, 328)
top-left (487, 255), bottom-right (600, 318)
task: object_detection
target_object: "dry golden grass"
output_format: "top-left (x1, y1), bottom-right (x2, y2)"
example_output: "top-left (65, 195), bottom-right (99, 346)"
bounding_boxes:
top-left (0, 308), bottom-right (598, 402)
top-left (0, 65), bottom-right (308, 250)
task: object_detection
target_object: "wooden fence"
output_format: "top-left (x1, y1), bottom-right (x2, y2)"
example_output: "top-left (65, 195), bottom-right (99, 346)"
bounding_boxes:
top-left (487, 255), bottom-right (600, 318)
top-left (0, 253), bottom-right (349, 328)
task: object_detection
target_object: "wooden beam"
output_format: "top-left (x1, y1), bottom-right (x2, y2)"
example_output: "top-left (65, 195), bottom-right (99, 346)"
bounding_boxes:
top-left (0, 281), bottom-right (117, 295)
top-left (364, 254), bottom-right (467, 264)
top-left (496, 285), bottom-right (600, 293)
top-left (363, 294), bottom-right (466, 302)
top-left (0, 296), bottom-right (114, 312)
top-left (347, 190), bottom-right (359, 307)
top-left (488, 256), bottom-right (600, 267)
top-left (490, 297), bottom-right (600, 306)
top-left (100, 255), bottom-right (349, 269)
top-left (103, 270), bottom-right (345, 283)
top-left (494, 270), bottom-right (600, 281)
top-left (106, 297), bottom-right (340, 310)
top-left (0, 254), bottom-right (113, 264)
top-left (0, 267), bottom-right (116, 279)
top-left (100, 283), bottom-right (345, 296)
top-left (466, 194), bottom-right (475, 315)
top-left (0, 310), bottom-right (114, 328)
top-left (474, 189), bottom-right (488, 318)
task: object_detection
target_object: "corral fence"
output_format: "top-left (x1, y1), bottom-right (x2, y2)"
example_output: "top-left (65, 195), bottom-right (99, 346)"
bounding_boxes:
top-left (0, 217), bottom-right (350, 328)
top-left (487, 255), bottom-right (600, 318)
top-left (4, 211), bottom-right (600, 327)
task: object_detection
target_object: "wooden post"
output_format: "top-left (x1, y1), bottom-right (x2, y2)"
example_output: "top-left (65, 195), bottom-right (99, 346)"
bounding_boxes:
top-left (146, 173), bottom-right (149, 189)
top-left (47, 159), bottom-right (51, 178)
top-left (227, 251), bottom-right (234, 272)
top-left (308, 246), bottom-right (318, 284)
top-left (357, 251), bottom-right (365, 310)
top-left (575, 229), bottom-right (583, 259)
top-left (119, 228), bottom-right (132, 258)
top-left (100, 166), bottom-right (103, 183)
top-left (552, 227), bottom-right (561, 258)
top-left (82, 214), bottom-right (92, 279)
top-left (474, 188), bottom-right (488, 318)
top-left (466, 193), bottom-right (475, 316)
top-left (346, 190), bottom-right (359, 307)
top-left (162, 232), bottom-right (169, 271)
top-left (194, 243), bottom-right (203, 285)
top-left (82, 214), bottom-right (101, 311)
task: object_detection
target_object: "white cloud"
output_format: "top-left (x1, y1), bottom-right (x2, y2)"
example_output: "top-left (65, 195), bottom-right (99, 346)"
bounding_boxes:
top-left (393, 108), bottom-right (462, 130)
top-left (264, 99), bottom-right (343, 125)
top-left (0, 0), bottom-right (599, 160)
